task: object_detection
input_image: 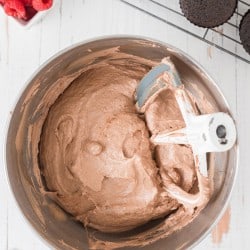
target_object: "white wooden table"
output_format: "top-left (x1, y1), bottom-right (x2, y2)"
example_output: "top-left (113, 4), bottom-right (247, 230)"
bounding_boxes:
top-left (0, 0), bottom-right (250, 249)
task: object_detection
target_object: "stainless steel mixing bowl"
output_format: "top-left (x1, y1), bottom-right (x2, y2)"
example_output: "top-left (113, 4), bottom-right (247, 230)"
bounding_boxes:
top-left (5, 36), bottom-right (238, 250)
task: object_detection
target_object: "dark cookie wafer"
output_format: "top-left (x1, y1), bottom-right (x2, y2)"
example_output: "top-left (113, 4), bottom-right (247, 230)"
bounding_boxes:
top-left (240, 10), bottom-right (250, 55)
top-left (180, 0), bottom-right (238, 28)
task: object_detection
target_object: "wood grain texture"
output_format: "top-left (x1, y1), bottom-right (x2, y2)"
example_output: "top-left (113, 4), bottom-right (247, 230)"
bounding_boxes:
top-left (0, 0), bottom-right (249, 249)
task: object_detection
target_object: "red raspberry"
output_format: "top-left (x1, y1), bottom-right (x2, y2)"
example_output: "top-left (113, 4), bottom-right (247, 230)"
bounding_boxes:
top-left (4, 0), bottom-right (27, 19)
top-left (32, 0), bottom-right (52, 11)
top-left (25, 5), bottom-right (37, 20)
top-left (23, 0), bottom-right (32, 6)
top-left (0, 0), bottom-right (6, 5)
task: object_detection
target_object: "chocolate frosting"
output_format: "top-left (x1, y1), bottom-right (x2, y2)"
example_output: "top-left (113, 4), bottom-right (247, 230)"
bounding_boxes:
top-left (37, 48), bottom-right (214, 248)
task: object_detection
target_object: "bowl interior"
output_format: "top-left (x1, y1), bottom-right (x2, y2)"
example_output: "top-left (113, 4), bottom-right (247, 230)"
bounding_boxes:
top-left (6, 37), bottom-right (238, 250)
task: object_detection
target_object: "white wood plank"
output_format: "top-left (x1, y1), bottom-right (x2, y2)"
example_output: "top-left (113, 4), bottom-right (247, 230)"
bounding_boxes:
top-left (0, 11), bottom-right (11, 250)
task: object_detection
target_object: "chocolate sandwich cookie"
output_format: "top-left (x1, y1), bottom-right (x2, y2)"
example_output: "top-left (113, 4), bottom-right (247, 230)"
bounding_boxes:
top-left (240, 10), bottom-right (250, 55)
top-left (180, 0), bottom-right (238, 28)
